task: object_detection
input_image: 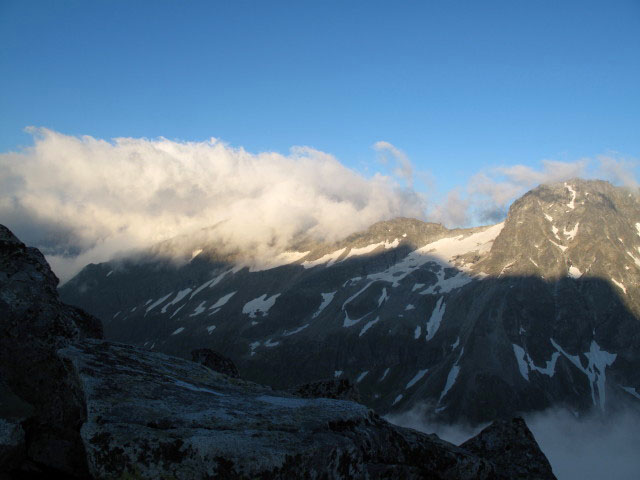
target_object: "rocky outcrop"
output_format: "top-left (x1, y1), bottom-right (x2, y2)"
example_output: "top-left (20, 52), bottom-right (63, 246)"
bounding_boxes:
top-left (191, 348), bottom-right (240, 378)
top-left (60, 339), bottom-right (553, 479)
top-left (289, 378), bottom-right (361, 402)
top-left (1, 224), bottom-right (557, 478)
top-left (0, 224), bottom-right (102, 476)
top-left (461, 417), bottom-right (555, 479)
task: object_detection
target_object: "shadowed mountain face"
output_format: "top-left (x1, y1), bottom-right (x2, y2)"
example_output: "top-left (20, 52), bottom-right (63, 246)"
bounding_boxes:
top-left (60, 179), bottom-right (640, 424)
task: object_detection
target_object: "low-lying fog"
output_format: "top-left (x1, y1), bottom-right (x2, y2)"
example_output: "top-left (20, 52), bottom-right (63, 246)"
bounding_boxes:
top-left (387, 406), bottom-right (640, 480)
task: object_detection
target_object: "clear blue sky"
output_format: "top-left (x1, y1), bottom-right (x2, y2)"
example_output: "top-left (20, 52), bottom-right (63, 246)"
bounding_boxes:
top-left (1, 0), bottom-right (639, 194)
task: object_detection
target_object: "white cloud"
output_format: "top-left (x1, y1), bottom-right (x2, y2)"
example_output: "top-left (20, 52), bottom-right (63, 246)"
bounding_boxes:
top-left (597, 154), bottom-right (639, 189)
top-left (373, 141), bottom-right (414, 187)
top-left (0, 128), bottom-right (426, 281)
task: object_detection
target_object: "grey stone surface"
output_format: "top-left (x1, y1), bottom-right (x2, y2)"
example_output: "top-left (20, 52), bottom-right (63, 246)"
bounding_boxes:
top-left (59, 339), bottom-right (550, 479)
top-left (461, 417), bottom-right (555, 480)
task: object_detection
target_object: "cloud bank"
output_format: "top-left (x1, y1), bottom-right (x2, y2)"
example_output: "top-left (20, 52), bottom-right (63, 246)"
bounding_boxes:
top-left (2, 129), bottom-right (637, 281)
top-left (0, 129), bottom-right (425, 281)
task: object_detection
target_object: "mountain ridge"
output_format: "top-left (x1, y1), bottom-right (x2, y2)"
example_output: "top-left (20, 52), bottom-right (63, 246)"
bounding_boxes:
top-left (59, 179), bottom-right (640, 424)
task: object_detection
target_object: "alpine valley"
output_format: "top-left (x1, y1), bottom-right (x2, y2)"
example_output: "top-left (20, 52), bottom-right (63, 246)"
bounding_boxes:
top-left (60, 179), bottom-right (640, 424)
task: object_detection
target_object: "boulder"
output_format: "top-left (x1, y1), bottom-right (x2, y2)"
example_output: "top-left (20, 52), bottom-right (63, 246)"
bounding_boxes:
top-left (191, 348), bottom-right (240, 378)
top-left (289, 378), bottom-right (361, 402)
top-left (460, 417), bottom-right (555, 479)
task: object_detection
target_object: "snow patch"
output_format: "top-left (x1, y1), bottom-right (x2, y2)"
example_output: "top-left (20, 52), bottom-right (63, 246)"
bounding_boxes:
top-left (564, 222), bottom-right (579, 241)
top-left (283, 324), bottom-right (309, 336)
top-left (210, 291), bottom-right (236, 310)
top-left (392, 394), bottom-right (403, 405)
top-left (249, 250), bottom-right (310, 272)
top-left (106, 270), bottom-right (113, 277)
top-left (313, 291), bottom-right (336, 318)
top-left (544, 213), bottom-right (553, 222)
top-left (380, 367), bottom-right (390, 382)
top-left (343, 238), bottom-right (400, 261)
top-left (414, 325), bottom-right (421, 339)
top-left (565, 183), bottom-right (577, 210)
top-left (365, 222), bottom-right (504, 289)
top-left (425, 297), bottom-right (446, 341)
top-left (626, 251), bottom-right (640, 268)
top-left (171, 327), bottom-right (185, 335)
top-left (421, 271), bottom-right (472, 295)
top-left (551, 338), bottom-right (617, 410)
top-left (377, 288), bottom-right (389, 306)
top-left (513, 344), bottom-right (560, 381)
top-left (169, 304), bottom-right (185, 318)
top-left (405, 369), bottom-right (429, 389)
top-left (611, 278), bottom-right (627, 294)
top-left (620, 386), bottom-right (640, 400)
top-left (568, 266), bottom-right (583, 279)
top-left (439, 349), bottom-right (464, 402)
top-left (189, 301), bottom-right (207, 316)
top-left (190, 248), bottom-right (203, 260)
top-left (359, 316), bottom-right (380, 336)
top-left (301, 248), bottom-right (346, 269)
top-left (242, 293), bottom-right (280, 318)
top-left (405, 304), bottom-right (415, 311)
top-left (549, 239), bottom-right (568, 252)
top-left (334, 370), bottom-right (343, 378)
top-left (264, 339), bottom-right (280, 348)
top-left (161, 288), bottom-right (193, 313)
top-left (356, 371), bottom-right (369, 383)
top-left (145, 292), bottom-right (173, 315)
top-left (206, 325), bottom-right (216, 334)
top-left (249, 341), bottom-right (261, 356)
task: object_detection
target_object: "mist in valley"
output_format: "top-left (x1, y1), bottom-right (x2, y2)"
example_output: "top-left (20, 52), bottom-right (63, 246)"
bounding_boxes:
top-left (387, 405), bottom-right (640, 480)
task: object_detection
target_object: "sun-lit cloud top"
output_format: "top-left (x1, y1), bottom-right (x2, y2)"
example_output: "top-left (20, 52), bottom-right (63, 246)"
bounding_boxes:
top-left (1, 129), bottom-right (637, 282)
top-left (0, 129), bottom-right (425, 281)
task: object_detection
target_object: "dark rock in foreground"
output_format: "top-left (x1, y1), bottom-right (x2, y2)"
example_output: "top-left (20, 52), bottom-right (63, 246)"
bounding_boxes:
top-left (461, 417), bottom-right (555, 479)
top-left (0, 224), bottom-right (102, 477)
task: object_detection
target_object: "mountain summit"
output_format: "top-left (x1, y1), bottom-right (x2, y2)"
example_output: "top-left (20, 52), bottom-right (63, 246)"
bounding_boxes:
top-left (60, 179), bottom-right (640, 423)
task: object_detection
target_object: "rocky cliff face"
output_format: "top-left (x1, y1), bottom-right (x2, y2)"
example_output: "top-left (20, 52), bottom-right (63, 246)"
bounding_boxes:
top-left (0, 224), bottom-right (102, 476)
top-left (1, 225), bottom-right (555, 478)
top-left (59, 180), bottom-right (640, 425)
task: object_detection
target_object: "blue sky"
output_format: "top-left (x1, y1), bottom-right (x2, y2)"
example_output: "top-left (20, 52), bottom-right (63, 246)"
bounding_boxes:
top-left (2, 1), bottom-right (640, 279)
top-left (2, 0), bottom-right (639, 194)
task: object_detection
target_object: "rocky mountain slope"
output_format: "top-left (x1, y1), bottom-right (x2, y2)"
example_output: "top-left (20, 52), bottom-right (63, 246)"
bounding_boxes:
top-left (60, 179), bottom-right (640, 424)
top-left (0, 224), bottom-right (555, 478)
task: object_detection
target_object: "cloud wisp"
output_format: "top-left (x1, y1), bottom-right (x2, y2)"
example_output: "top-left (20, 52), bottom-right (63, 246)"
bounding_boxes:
top-left (0, 129), bottom-right (425, 281)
